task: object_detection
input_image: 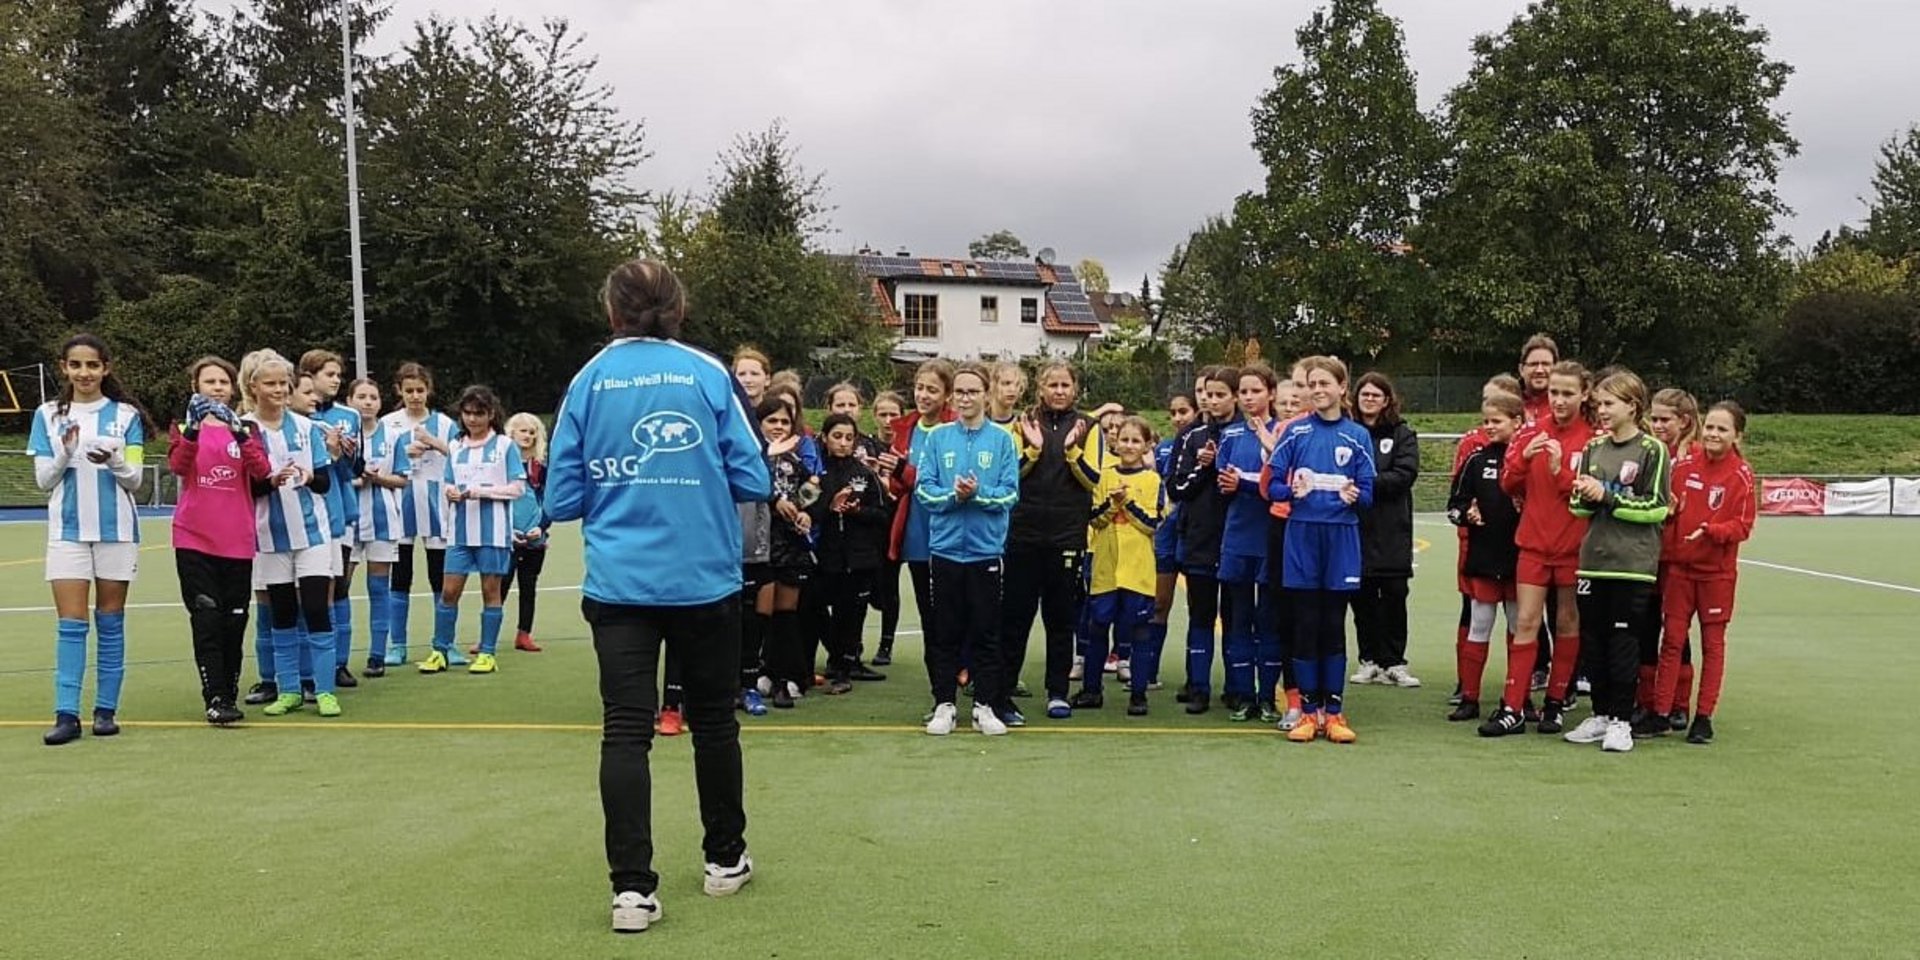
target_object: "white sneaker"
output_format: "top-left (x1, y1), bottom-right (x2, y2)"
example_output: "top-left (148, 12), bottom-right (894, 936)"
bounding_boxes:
top-left (925, 702), bottom-right (958, 736)
top-left (755, 675), bottom-right (773, 696)
top-left (1602, 719), bottom-right (1635, 753)
top-left (1069, 656), bottom-right (1085, 681)
top-left (1277, 706), bottom-right (1304, 731)
top-left (703, 853), bottom-right (753, 897)
top-left (1576, 677), bottom-right (1592, 695)
top-left (786, 680), bottom-right (803, 699)
top-left (971, 704), bottom-right (1008, 735)
top-left (1116, 659), bottom-right (1132, 682)
top-left (1383, 665), bottom-right (1422, 688)
top-left (1564, 715), bottom-right (1610, 744)
top-left (1350, 661), bottom-right (1382, 684)
top-left (611, 890), bottom-right (661, 933)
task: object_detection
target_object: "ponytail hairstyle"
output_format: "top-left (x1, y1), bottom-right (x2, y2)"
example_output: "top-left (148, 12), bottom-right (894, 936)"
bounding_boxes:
top-left (1116, 414), bottom-right (1156, 447)
top-left (56, 333), bottom-right (155, 436)
top-left (1295, 355), bottom-right (1353, 415)
top-left (1548, 359), bottom-right (1594, 423)
top-left (1652, 387), bottom-right (1702, 453)
top-left (732, 345), bottom-right (771, 377)
top-left (1484, 373), bottom-right (1522, 397)
top-left (237, 348), bottom-right (295, 416)
top-left (1482, 390), bottom-right (1526, 423)
top-left (1593, 369), bottom-right (1652, 433)
top-left (392, 361), bottom-right (434, 402)
top-left (452, 384), bottom-right (506, 439)
top-left (825, 381), bottom-right (865, 411)
top-left (953, 361), bottom-right (994, 397)
top-left (1028, 359), bottom-right (1080, 419)
top-left (602, 258), bottom-right (687, 339)
top-left (1237, 361), bottom-right (1279, 420)
top-left (914, 358), bottom-right (957, 415)
top-left (298, 349), bottom-right (344, 377)
top-left (872, 389), bottom-right (906, 419)
top-left (1708, 399), bottom-right (1748, 450)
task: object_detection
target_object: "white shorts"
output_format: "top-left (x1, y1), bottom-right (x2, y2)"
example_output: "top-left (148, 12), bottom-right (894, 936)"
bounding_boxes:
top-left (330, 544), bottom-right (346, 578)
top-left (254, 547), bottom-right (336, 588)
top-left (45, 541), bottom-right (139, 582)
top-left (352, 540), bottom-right (399, 564)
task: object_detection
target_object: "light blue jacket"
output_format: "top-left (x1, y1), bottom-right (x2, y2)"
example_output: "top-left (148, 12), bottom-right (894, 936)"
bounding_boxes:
top-left (914, 420), bottom-right (1020, 563)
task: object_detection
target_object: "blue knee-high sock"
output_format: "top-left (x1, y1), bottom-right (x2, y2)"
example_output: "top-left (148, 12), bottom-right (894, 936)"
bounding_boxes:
top-left (479, 606), bottom-right (504, 655)
top-left (390, 589), bottom-right (411, 647)
top-left (94, 611), bottom-right (126, 712)
top-left (1145, 622), bottom-right (1169, 686)
top-left (367, 574), bottom-right (392, 662)
top-left (272, 626), bottom-right (303, 692)
top-left (254, 603), bottom-right (273, 682)
top-left (1186, 622), bottom-right (1215, 694)
top-left (296, 609), bottom-right (313, 683)
top-left (332, 598), bottom-right (352, 668)
top-left (433, 600), bottom-right (458, 653)
top-left (1256, 629), bottom-right (1283, 707)
top-left (1324, 653), bottom-right (1348, 715)
top-left (308, 622), bottom-right (336, 695)
top-left (53, 618), bottom-right (88, 717)
top-left (1131, 623), bottom-right (1162, 696)
top-left (1293, 657), bottom-right (1321, 713)
top-left (1084, 616), bottom-right (1111, 693)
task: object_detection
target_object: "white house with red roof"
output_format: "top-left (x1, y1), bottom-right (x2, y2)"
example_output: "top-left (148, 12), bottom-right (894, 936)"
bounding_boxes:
top-left (846, 253), bottom-right (1105, 361)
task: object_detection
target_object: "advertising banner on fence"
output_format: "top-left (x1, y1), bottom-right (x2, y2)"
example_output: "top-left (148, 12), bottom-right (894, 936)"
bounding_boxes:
top-left (1895, 478), bottom-right (1920, 517)
top-left (1824, 479), bottom-right (1893, 516)
top-left (1760, 477), bottom-right (1826, 516)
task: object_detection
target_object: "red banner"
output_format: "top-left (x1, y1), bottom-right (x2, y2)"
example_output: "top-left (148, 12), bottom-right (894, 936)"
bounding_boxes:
top-left (1760, 477), bottom-right (1826, 516)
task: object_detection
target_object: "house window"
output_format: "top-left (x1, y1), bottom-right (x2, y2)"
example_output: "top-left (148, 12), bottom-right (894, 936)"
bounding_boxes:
top-left (1020, 297), bottom-right (1039, 324)
top-left (940, 262), bottom-right (955, 276)
top-left (980, 295), bottom-right (998, 323)
top-left (903, 294), bottom-right (939, 338)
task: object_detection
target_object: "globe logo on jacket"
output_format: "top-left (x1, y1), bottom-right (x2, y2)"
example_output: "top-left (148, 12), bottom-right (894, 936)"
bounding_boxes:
top-left (629, 411), bottom-right (704, 465)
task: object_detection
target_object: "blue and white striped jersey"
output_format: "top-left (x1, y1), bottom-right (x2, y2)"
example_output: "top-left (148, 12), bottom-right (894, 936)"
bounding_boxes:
top-left (355, 418), bottom-right (412, 543)
top-left (27, 398), bottom-right (145, 544)
top-left (311, 402), bottom-right (361, 535)
top-left (381, 409), bottom-right (458, 541)
top-left (444, 433), bottom-right (526, 549)
top-left (247, 411), bottom-right (335, 553)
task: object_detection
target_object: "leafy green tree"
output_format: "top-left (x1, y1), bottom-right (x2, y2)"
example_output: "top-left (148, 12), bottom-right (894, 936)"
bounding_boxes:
top-left (1862, 125), bottom-right (1920, 264)
top-left (968, 230), bottom-right (1030, 261)
top-left (1418, 0), bottom-right (1796, 387)
top-left (1076, 258), bottom-right (1110, 293)
top-left (1241, 0), bottom-right (1440, 360)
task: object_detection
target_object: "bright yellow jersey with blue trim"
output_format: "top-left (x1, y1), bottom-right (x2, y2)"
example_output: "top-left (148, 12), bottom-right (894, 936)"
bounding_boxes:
top-left (1090, 464), bottom-right (1164, 596)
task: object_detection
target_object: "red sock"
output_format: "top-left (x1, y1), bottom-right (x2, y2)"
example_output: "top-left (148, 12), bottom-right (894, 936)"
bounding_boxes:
top-left (1546, 634), bottom-right (1580, 701)
top-left (1503, 643), bottom-right (1538, 712)
top-left (1284, 688), bottom-right (1301, 712)
top-left (1458, 641), bottom-right (1490, 702)
top-left (1636, 664), bottom-right (1659, 712)
top-left (1675, 663), bottom-right (1695, 713)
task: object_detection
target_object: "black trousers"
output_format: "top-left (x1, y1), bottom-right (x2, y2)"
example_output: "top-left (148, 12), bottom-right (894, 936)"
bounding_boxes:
top-left (1351, 576), bottom-right (1411, 668)
top-left (392, 542), bottom-right (445, 599)
top-left (930, 557), bottom-right (1004, 707)
top-left (871, 560), bottom-right (902, 646)
top-left (177, 549), bottom-right (253, 706)
top-left (1000, 546), bottom-right (1084, 702)
top-left (908, 560), bottom-right (936, 663)
top-left (817, 568), bottom-right (874, 675)
top-left (506, 545), bottom-right (547, 633)
top-left (1575, 578), bottom-right (1653, 720)
top-left (583, 595), bottom-right (746, 896)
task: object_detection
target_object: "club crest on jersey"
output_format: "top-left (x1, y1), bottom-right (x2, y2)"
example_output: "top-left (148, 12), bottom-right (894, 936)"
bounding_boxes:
top-left (942, 452), bottom-right (956, 469)
top-left (1379, 438), bottom-right (1394, 454)
top-left (1334, 446), bottom-right (1353, 468)
top-left (226, 441), bottom-right (241, 459)
top-left (976, 451), bottom-right (993, 469)
top-left (1708, 486), bottom-right (1726, 510)
top-left (628, 411), bottom-right (704, 465)
top-left (1619, 460), bottom-right (1641, 485)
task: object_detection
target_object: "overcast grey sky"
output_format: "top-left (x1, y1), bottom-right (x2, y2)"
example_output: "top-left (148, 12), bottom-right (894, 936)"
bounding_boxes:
top-left (362, 0), bottom-right (1918, 288)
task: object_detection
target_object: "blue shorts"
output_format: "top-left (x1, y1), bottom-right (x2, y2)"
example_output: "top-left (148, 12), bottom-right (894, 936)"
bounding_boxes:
top-left (446, 545), bottom-right (512, 578)
top-left (1217, 550), bottom-right (1269, 586)
top-left (1088, 590), bottom-right (1154, 628)
top-left (1153, 519), bottom-right (1182, 574)
top-left (1281, 521), bottom-right (1362, 592)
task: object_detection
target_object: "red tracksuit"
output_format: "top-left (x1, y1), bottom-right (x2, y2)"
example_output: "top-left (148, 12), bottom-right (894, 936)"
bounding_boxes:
top-left (1644, 440), bottom-right (1704, 713)
top-left (1499, 414), bottom-right (1594, 709)
top-left (1654, 447), bottom-right (1755, 718)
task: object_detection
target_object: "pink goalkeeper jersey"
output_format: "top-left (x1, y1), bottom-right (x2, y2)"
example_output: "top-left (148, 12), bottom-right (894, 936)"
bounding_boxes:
top-left (169, 421), bottom-right (271, 560)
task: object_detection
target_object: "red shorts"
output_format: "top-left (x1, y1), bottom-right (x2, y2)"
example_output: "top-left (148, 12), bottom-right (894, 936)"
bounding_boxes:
top-left (1463, 577), bottom-right (1518, 604)
top-left (1517, 550), bottom-right (1578, 588)
top-left (1664, 575), bottom-right (1736, 626)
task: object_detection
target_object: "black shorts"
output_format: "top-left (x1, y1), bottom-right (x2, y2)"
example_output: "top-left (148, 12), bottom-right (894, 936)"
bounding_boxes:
top-left (771, 564), bottom-right (812, 588)
top-left (743, 563), bottom-right (771, 592)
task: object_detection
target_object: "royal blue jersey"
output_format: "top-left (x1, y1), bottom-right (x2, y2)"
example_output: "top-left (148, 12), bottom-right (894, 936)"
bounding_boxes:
top-left (28, 398), bottom-right (145, 544)
top-left (1263, 414), bottom-right (1376, 525)
top-left (547, 337), bottom-right (772, 606)
top-left (1216, 416), bottom-right (1277, 557)
top-left (247, 411), bottom-right (334, 552)
top-left (913, 420), bottom-right (1019, 563)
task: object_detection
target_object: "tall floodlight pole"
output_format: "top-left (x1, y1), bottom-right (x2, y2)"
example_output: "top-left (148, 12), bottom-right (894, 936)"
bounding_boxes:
top-left (342, 0), bottom-right (370, 378)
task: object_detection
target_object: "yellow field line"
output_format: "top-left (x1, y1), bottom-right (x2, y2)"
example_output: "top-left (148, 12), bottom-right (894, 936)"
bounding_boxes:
top-left (0, 719), bottom-right (1279, 736)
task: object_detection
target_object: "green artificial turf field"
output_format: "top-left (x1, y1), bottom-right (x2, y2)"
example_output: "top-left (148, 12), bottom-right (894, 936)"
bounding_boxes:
top-left (1, 516), bottom-right (1916, 958)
